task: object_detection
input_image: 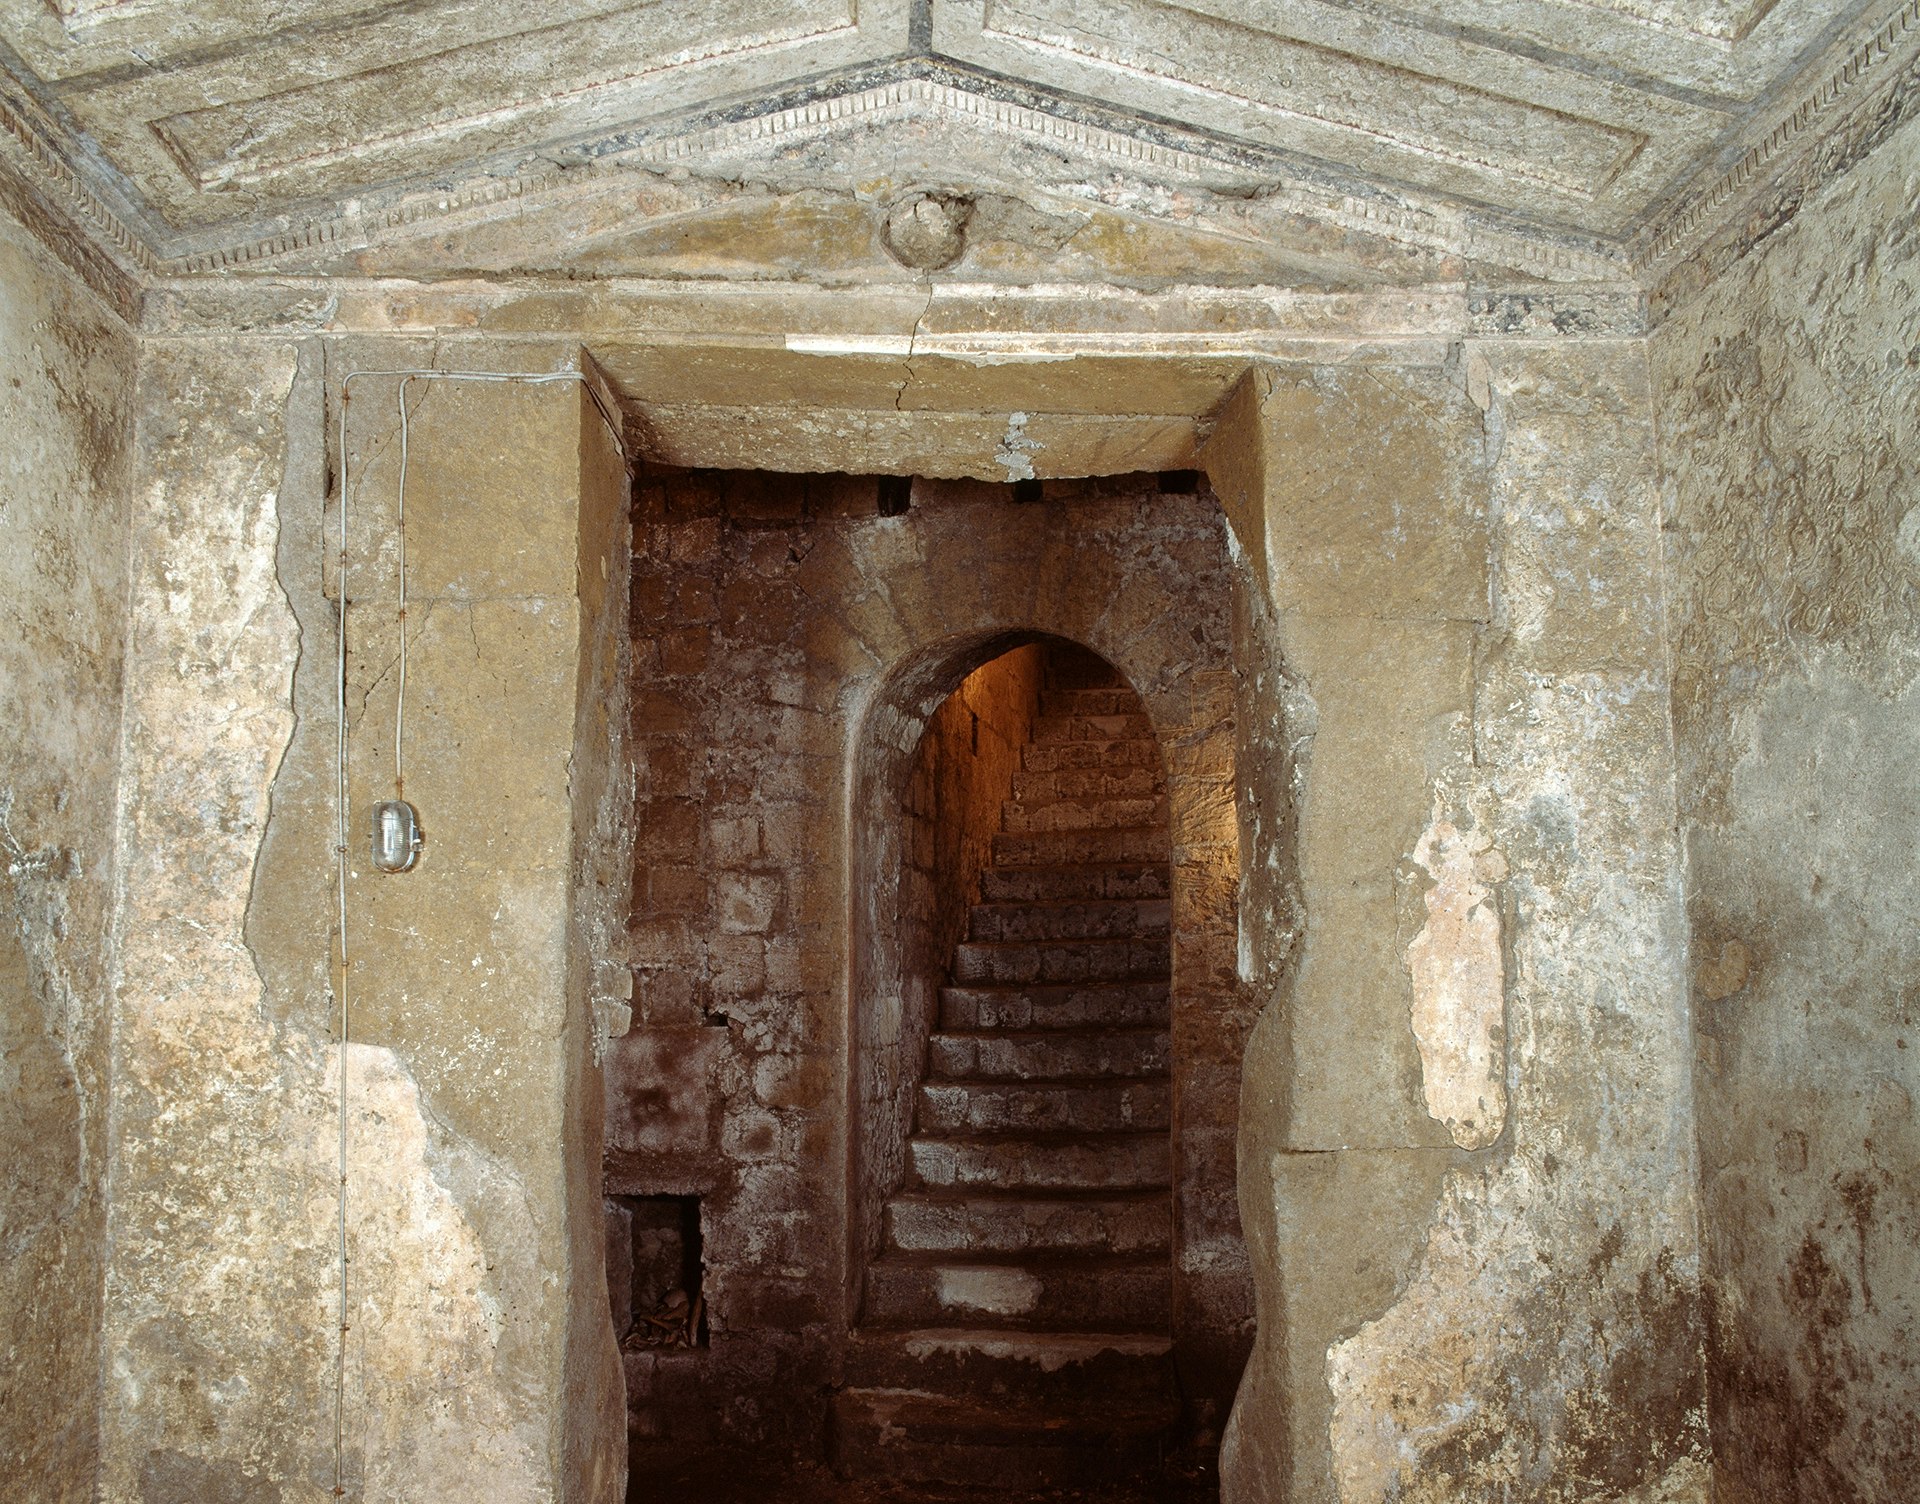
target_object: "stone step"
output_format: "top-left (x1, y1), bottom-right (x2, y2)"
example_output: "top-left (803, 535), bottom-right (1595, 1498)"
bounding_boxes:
top-left (916, 1077), bottom-right (1171, 1135)
top-left (1041, 687), bottom-right (1144, 718)
top-left (928, 1028), bottom-right (1170, 1081)
top-left (950, 936), bottom-right (1169, 987)
top-left (862, 1255), bottom-right (1171, 1332)
top-left (883, 1192), bottom-right (1171, 1258)
top-left (979, 861), bottom-right (1168, 904)
top-left (967, 897), bottom-right (1170, 943)
top-left (1020, 737), bottom-right (1161, 773)
top-left (992, 825), bottom-right (1167, 867)
top-left (940, 982), bottom-right (1171, 1032)
top-left (1001, 794), bottom-right (1168, 833)
top-left (910, 1133), bottom-right (1171, 1192)
top-left (829, 1384), bottom-right (1179, 1490)
top-left (1032, 712), bottom-right (1155, 744)
top-left (843, 1327), bottom-right (1177, 1406)
top-left (1012, 765), bottom-right (1164, 805)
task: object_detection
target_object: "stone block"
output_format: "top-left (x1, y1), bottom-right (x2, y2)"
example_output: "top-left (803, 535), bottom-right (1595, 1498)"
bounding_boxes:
top-left (347, 376), bottom-right (586, 603)
top-left (604, 1027), bottom-right (723, 1161)
top-left (928, 1029), bottom-right (1168, 1081)
top-left (1281, 881), bottom-right (1448, 1151)
top-left (716, 874), bottom-right (783, 934)
top-left (345, 597), bottom-right (579, 876)
top-left (1258, 365), bottom-right (1489, 622)
top-left (1282, 613), bottom-right (1475, 889)
top-left (910, 1133), bottom-right (1170, 1192)
top-left (721, 1106), bottom-right (784, 1162)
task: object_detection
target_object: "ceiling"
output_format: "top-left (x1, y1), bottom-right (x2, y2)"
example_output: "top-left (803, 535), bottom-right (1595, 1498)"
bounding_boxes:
top-left (1, 0), bottom-right (1915, 279)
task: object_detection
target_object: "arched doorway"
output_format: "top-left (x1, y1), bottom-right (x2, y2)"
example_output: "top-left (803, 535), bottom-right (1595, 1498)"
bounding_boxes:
top-left (842, 636), bottom-right (1185, 1489)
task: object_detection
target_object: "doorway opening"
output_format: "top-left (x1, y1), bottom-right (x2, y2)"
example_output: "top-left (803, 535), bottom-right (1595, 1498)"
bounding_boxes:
top-left (604, 467), bottom-right (1256, 1501)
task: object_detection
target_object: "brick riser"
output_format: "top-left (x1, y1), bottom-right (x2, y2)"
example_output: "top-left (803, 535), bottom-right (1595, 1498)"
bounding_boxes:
top-left (841, 664), bottom-right (1181, 1490)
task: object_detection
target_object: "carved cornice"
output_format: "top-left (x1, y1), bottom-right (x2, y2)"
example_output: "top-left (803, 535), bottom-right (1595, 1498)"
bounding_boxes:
top-left (0, 71), bottom-right (152, 316)
top-left (157, 72), bottom-right (1628, 283)
top-left (0, 88), bottom-right (153, 272)
top-left (1634, 0), bottom-right (1920, 271)
top-left (0, 6), bottom-right (1915, 309)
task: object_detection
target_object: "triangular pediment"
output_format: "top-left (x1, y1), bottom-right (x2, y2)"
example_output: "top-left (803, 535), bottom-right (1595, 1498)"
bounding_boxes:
top-left (194, 72), bottom-right (1626, 286)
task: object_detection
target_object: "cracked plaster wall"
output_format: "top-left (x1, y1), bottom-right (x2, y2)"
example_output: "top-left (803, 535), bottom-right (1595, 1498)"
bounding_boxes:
top-left (0, 192), bottom-right (134, 1504)
top-left (99, 334), bottom-right (327, 1504)
top-left (1653, 108), bottom-right (1920, 1504)
top-left (1207, 351), bottom-right (1706, 1504)
top-left (95, 336), bottom-right (630, 1502)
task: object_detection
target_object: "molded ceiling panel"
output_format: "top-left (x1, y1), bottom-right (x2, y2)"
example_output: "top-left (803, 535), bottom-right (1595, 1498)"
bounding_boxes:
top-left (0, 0), bottom-right (1911, 275)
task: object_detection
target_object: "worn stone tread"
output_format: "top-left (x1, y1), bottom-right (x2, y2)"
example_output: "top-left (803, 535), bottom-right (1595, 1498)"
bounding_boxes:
top-left (862, 1255), bottom-right (1172, 1331)
top-left (1000, 795), bottom-right (1169, 833)
top-left (832, 1384), bottom-right (1179, 1442)
top-left (950, 936), bottom-right (1170, 986)
top-left (939, 982), bottom-right (1171, 1031)
top-left (915, 1077), bottom-right (1171, 1133)
top-left (1011, 765), bottom-right (1165, 803)
top-left (909, 1133), bottom-right (1171, 1191)
top-left (1016, 737), bottom-right (1163, 773)
top-left (1040, 688), bottom-right (1144, 717)
top-left (968, 898), bottom-right (1172, 943)
top-left (992, 826), bottom-right (1167, 866)
top-left (977, 863), bottom-right (1169, 903)
top-left (1031, 712), bottom-right (1156, 743)
top-left (927, 1029), bottom-right (1171, 1080)
top-left (883, 1191), bottom-right (1171, 1258)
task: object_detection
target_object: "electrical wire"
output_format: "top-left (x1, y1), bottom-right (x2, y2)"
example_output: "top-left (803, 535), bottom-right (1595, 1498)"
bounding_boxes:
top-left (331, 374), bottom-right (353, 1500)
top-left (395, 382), bottom-right (410, 797)
top-left (330, 365), bottom-right (626, 1499)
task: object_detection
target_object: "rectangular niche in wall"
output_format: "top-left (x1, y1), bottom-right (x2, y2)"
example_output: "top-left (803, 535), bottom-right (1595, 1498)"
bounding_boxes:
top-left (605, 1194), bottom-right (704, 1349)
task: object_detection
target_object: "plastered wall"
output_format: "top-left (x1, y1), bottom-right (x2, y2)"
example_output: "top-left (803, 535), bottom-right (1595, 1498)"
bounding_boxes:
top-left (0, 193), bottom-right (133, 1504)
top-left (1207, 350), bottom-right (1706, 1504)
top-left (1654, 109), bottom-right (1920, 1503)
top-left (92, 338), bottom-right (632, 1503)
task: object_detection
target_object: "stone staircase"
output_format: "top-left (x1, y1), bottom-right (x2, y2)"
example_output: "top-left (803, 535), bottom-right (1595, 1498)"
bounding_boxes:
top-left (835, 653), bottom-right (1186, 1492)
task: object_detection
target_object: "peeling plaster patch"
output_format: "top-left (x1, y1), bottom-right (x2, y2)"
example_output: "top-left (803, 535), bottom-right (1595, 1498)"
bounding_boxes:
top-left (1323, 1167), bottom-right (1636, 1504)
top-left (336, 1043), bottom-right (546, 1503)
top-left (936, 1265), bottom-right (1042, 1315)
top-left (994, 411), bottom-right (1041, 481)
top-left (1693, 936), bottom-right (1752, 1001)
top-left (1462, 349), bottom-right (1493, 414)
top-left (1897, 504), bottom-right (1920, 567)
top-left (1404, 808), bottom-right (1507, 1150)
top-left (1326, 1173), bottom-right (1529, 1504)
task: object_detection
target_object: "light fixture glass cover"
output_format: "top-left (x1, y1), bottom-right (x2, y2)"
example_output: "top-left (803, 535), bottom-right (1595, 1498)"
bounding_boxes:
top-left (370, 799), bottom-right (424, 873)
